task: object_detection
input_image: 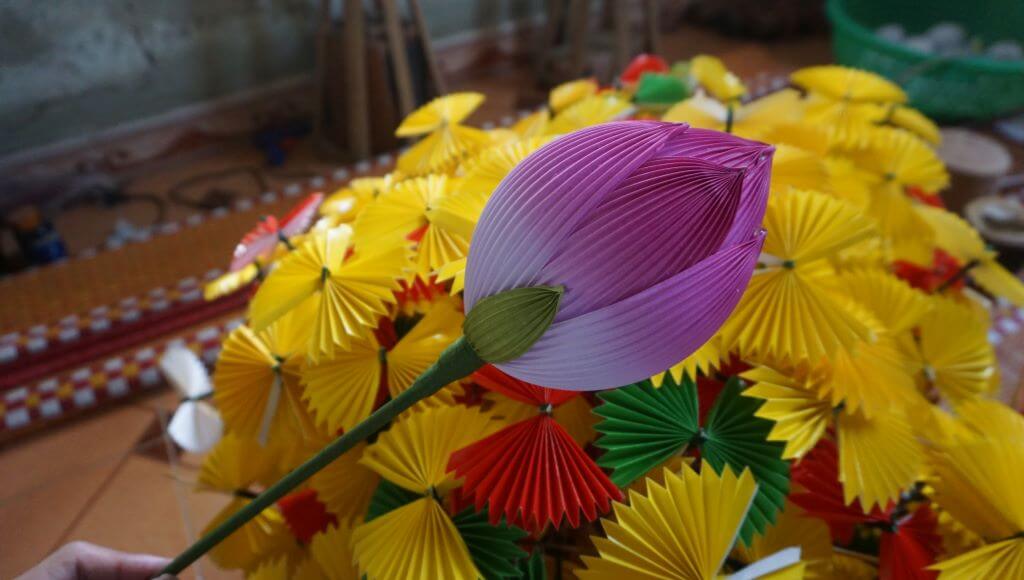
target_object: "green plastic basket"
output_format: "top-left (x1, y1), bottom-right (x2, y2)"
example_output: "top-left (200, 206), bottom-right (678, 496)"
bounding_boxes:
top-left (827, 0), bottom-right (1024, 121)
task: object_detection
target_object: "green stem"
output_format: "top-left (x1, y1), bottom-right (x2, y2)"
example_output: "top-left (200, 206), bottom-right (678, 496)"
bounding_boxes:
top-left (724, 103), bottom-right (735, 133)
top-left (160, 337), bottom-right (484, 576)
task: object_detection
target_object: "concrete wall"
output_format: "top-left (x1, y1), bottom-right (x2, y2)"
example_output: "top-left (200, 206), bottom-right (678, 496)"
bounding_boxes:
top-left (0, 0), bottom-right (540, 157)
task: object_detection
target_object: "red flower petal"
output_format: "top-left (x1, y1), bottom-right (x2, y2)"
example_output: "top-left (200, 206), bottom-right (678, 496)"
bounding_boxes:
top-left (879, 505), bottom-right (941, 580)
top-left (790, 438), bottom-right (890, 544)
top-left (279, 193), bottom-right (324, 237)
top-left (620, 54), bottom-right (670, 84)
top-left (474, 365), bottom-right (578, 407)
top-left (277, 488), bottom-right (337, 543)
top-left (448, 415), bottom-right (621, 532)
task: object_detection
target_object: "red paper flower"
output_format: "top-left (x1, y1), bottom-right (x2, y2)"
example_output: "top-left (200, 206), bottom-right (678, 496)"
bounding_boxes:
top-left (620, 54), bottom-right (670, 85)
top-left (790, 438), bottom-right (890, 544)
top-left (277, 488), bottom-right (337, 543)
top-left (448, 366), bottom-right (621, 532)
top-left (879, 505), bottom-right (941, 580)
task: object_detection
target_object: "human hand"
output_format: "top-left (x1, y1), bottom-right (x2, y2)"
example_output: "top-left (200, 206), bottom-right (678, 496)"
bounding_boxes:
top-left (16, 541), bottom-right (171, 580)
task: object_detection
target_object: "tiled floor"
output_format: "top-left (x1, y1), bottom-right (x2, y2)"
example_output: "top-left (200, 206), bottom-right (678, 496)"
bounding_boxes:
top-left (0, 389), bottom-right (238, 578)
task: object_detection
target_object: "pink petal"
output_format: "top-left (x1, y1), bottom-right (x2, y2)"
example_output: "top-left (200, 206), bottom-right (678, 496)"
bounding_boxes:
top-left (464, 121), bottom-right (688, 309)
top-left (536, 156), bottom-right (746, 320)
top-left (659, 128), bottom-right (774, 247)
top-left (496, 231), bottom-right (765, 390)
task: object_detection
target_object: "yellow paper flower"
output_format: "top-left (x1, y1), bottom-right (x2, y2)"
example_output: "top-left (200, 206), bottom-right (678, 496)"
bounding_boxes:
top-left (248, 225), bottom-right (406, 359)
top-left (664, 89), bottom-right (802, 139)
top-left (852, 127), bottom-right (949, 191)
top-left (546, 93), bottom-right (633, 135)
top-left (395, 92), bottom-right (485, 137)
top-left (320, 176), bottom-right (396, 222)
top-left (214, 312), bottom-right (317, 443)
top-left (302, 297), bottom-right (463, 433)
top-left (836, 406), bottom-right (924, 510)
top-left (308, 522), bottom-right (361, 579)
top-left (651, 334), bottom-right (723, 387)
top-left (359, 404), bottom-right (499, 495)
top-left (511, 108), bottom-right (550, 138)
top-left (791, 65), bottom-right (907, 104)
top-left (198, 436), bottom-right (294, 570)
top-left (353, 174), bottom-right (483, 276)
top-left (309, 441), bottom-right (379, 524)
top-left (721, 190), bottom-right (877, 364)
top-left (205, 264), bottom-right (259, 301)
top-left (886, 105), bottom-right (941, 145)
top-left (459, 137), bottom-right (553, 196)
top-left (928, 438), bottom-right (1024, 578)
top-left (918, 297), bottom-right (996, 403)
top-left (918, 205), bottom-right (1024, 307)
top-left (741, 366), bottom-right (831, 460)
top-left (549, 78), bottom-right (599, 112)
top-left (689, 55), bottom-right (747, 102)
top-left (398, 124), bottom-right (492, 176)
top-left (352, 496), bottom-right (478, 580)
top-left (578, 465), bottom-right (758, 580)
top-left (770, 143), bottom-right (830, 193)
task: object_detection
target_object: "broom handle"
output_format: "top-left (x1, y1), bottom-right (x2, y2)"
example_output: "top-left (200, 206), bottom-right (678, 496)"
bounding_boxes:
top-left (160, 337), bottom-right (483, 576)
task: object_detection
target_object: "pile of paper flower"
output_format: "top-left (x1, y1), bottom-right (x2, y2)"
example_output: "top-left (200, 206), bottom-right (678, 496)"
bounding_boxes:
top-left (180, 54), bottom-right (1024, 579)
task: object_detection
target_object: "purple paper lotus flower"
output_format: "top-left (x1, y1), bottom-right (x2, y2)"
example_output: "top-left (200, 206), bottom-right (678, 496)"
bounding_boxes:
top-left (464, 121), bottom-right (772, 390)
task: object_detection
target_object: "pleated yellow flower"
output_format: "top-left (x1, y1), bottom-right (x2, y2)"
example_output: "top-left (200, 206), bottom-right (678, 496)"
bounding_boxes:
top-left (396, 93), bottom-right (491, 175)
top-left (791, 65), bottom-right (907, 104)
top-left (248, 224), bottom-right (407, 360)
top-left (919, 205), bottom-right (1024, 307)
top-left (917, 297), bottom-right (997, 403)
top-left (352, 405), bottom-right (501, 580)
top-left (689, 55), bottom-right (747, 102)
top-left (929, 438), bottom-right (1024, 578)
top-left (302, 296), bottom-right (463, 434)
top-left (578, 465), bottom-right (759, 580)
top-left (721, 189), bottom-right (878, 365)
top-left (214, 308), bottom-right (317, 444)
top-left (546, 93), bottom-right (633, 135)
top-left (198, 435), bottom-right (294, 570)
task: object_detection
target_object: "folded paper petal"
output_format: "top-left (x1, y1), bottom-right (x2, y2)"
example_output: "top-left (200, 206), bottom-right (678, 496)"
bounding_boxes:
top-left (657, 128), bottom-right (774, 248)
top-left (473, 364), bottom-right (578, 407)
top-left (465, 121), bottom-right (686, 309)
top-left (790, 438), bottom-right (890, 544)
top-left (538, 156), bottom-right (744, 320)
top-left (497, 232), bottom-right (764, 389)
top-left (448, 414), bottom-right (621, 532)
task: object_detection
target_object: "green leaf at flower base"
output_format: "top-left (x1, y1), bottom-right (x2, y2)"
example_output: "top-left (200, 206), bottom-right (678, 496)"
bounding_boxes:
top-left (463, 286), bottom-right (563, 363)
top-left (702, 377), bottom-right (790, 547)
top-left (595, 376), bottom-right (699, 487)
top-left (365, 478), bottom-right (420, 522)
top-left (635, 73), bottom-right (690, 105)
top-left (451, 507), bottom-right (528, 579)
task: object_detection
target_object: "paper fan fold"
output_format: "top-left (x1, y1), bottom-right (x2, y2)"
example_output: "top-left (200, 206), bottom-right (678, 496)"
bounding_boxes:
top-left (308, 522), bottom-right (360, 580)
top-left (395, 92), bottom-right (485, 136)
top-left (474, 364), bottom-right (578, 406)
top-left (309, 441), bottom-right (379, 524)
top-left (595, 377), bottom-right (699, 487)
top-left (448, 414), bottom-right (621, 532)
top-left (578, 465), bottom-right (758, 580)
top-left (703, 378), bottom-right (790, 546)
top-left (352, 497), bottom-right (479, 580)
top-left (740, 366), bottom-right (830, 460)
top-left (360, 404), bottom-right (499, 495)
top-left (790, 438), bottom-right (890, 544)
top-left (879, 505), bottom-right (941, 580)
top-left (202, 497), bottom-right (292, 570)
top-left (451, 507), bottom-right (529, 579)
